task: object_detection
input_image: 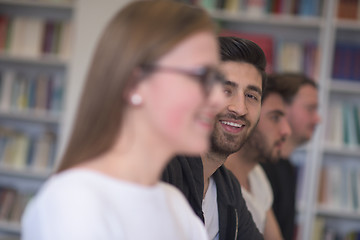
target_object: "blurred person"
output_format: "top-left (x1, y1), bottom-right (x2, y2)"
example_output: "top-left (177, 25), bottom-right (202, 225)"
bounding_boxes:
top-left (163, 36), bottom-right (266, 240)
top-left (225, 76), bottom-right (292, 240)
top-left (260, 73), bottom-right (321, 240)
top-left (21, 1), bottom-right (227, 239)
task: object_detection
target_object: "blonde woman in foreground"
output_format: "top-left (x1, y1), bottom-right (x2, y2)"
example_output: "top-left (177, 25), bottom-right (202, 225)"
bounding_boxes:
top-left (21, 1), bottom-right (226, 239)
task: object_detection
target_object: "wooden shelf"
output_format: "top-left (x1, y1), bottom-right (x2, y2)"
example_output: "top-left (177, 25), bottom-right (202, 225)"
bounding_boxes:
top-left (323, 145), bottom-right (360, 158)
top-left (330, 80), bottom-right (360, 94)
top-left (0, 0), bottom-right (74, 9)
top-left (0, 166), bottom-right (52, 180)
top-left (0, 110), bottom-right (61, 125)
top-left (335, 19), bottom-right (360, 31)
top-left (0, 53), bottom-right (68, 68)
top-left (0, 221), bottom-right (20, 235)
top-left (317, 205), bottom-right (360, 220)
top-left (209, 9), bottom-right (323, 28)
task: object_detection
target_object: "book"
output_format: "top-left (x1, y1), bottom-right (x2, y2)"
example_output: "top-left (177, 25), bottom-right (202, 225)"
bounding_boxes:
top-left (41, 21), bottom-right (56, 56)
top-left (342, 103), bottom-right (358, 147)
top-left (337, 0), bottom-right (359, 20)
top-left (0, 70), bottom-right (15, 111)
top-left (224, 0), bottom-right (243, 12)
top-left (276, 40), bottom-right (304, 73)
top-left (31, 130), bottom-right (56, 170)
top-left (11, 133), bottom-right (30, 169)
top-left (332, 42), bottom-right (360, 81)
top-left (35, 73), bottom-right (50, 112)
top-left (199, 0), bottom-right (218, 11)
top-left (0, 188), bottom-right (16, 221)
top-left (58, 21), bottom-right (73, 60)
top-left (21, 18), bottom-right (44, 58)
top-left (317, 167), bottom-right (327, 204)
top-left (49, 74), bottom-right (64, 113)
top-left (246, 0), bottom-right (267, 16)
top-left (303, 42), bottom-right (319, 80)
top-left (299, 0), bottom-right (321, 16)
top-left (8, 17), bottom-right (26, 57)
top-left (0, 15), bottom-right (10, 52)
top-left (8, 192), bottom-right (33, 223)
top-left (325, 164), bottom-right (343, 209)
top-left (324, 101), bottom-right (343, 147)
top-left (311, 217), bottom-right (325, 240)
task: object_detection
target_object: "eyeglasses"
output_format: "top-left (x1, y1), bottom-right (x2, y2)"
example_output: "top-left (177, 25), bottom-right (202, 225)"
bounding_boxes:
top-left (141, 64), bottom-right (227, 96)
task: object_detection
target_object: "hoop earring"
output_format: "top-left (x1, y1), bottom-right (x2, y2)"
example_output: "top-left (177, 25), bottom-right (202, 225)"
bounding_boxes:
top-left (130, 94), bottom-right (142, 105)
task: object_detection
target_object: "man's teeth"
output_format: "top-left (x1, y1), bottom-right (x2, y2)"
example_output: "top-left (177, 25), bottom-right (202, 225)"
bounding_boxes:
top-left (221, 121), bottom-right (243, 128)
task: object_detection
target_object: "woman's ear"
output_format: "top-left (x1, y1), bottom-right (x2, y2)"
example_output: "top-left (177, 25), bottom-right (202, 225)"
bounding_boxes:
top-left (124, 68), bottom-right (146, 106)
top-left (129, 93), bottom-right (143, 106)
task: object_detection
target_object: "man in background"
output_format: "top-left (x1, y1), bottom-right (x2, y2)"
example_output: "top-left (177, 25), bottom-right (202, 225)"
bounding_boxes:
top-left (260, 73), bottom-right (321, 240)
top-left (163, 36), bottom-right (266, 240)
top-left (225, 75), bottom-right (292, 240)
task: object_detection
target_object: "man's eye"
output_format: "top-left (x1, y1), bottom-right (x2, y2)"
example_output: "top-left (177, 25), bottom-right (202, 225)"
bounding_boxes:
top-left (246, 93), bottom-right (258, 101)
top-left (271, 115), bottom-right (280, 122)
top-left (224, 88), bottom-right (232, 97)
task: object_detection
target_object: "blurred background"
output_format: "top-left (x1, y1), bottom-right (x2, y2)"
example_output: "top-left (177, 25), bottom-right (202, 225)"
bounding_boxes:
top-left (0, 0), bottom-right (359, 239)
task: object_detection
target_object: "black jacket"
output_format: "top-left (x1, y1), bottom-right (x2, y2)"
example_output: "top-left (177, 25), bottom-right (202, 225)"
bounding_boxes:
top-left (162, 156), bottom-right (263, 240)
top-left (260, 159), bottom-right (296, 240)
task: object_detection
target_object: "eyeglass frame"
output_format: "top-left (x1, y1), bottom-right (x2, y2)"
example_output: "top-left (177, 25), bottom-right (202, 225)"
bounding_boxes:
top-left (140, 64), bottom-right (227, 96)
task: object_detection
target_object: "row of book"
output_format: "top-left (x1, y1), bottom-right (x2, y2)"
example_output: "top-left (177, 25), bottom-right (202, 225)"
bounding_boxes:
top-left (0, 187), bottom-right (33, 224)
top-left (345, 231), bottom-right (360, 240)
top-left (0, 127), bottom-right (56, 171)
top-left (0, 70), bottom-right (64, 114)
top-left (312, 217), bottom-right (360, 240)
top-left (325, 102), bottom-right (360, 148)
top-left (198, 0), bottom-right (323, 17)
top-left (11, 0), bottom-right (73, 3)
top-left (220, 30), bottom-right (319, 78)
top-left (332, 42), bottom-right (360, 82)
top-left (0, 15), bottom-right (73, 60)
top-left (318, 163), bottom-right (360, 212)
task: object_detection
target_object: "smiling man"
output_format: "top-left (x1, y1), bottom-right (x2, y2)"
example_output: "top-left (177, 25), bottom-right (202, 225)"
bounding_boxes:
top-left (162, 36), bottom-right (266, 240)
top-left (225, 76), bottom-right (292, 240)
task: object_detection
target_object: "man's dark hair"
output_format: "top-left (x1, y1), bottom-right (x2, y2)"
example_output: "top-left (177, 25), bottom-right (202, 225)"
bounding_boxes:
top-left (219, 36), bottom-right (267, 94)
top-left (266, 73), bottom-right (318, 104)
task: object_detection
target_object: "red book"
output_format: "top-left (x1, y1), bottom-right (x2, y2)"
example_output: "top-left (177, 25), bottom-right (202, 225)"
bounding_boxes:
top-left (0, 15), bottom-right (9, 51)
top-left (41, 21), bottom-right (55, 55)
top-left (337, 0), bottom-right (359, 19)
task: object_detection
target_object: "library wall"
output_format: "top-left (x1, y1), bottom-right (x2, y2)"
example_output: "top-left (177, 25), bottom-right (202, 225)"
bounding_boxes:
top-left (0, 1), bottom-right (74, 239)
top-left (0, 0), bottom-right (359, 239)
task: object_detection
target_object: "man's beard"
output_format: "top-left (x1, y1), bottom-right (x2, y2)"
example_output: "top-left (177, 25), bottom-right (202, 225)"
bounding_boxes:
top-left (210, 130), bottom-right (247, 158)
top-left (247, 129), bottom-right (282, 163)
top-left (209, 115), bottom-right (257, 157)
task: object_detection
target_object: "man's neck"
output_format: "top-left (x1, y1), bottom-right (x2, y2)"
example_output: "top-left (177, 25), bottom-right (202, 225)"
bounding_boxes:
top-left (225, 149), bottom-right (257, 192)
top-left (201, 151), bottom-right (227, 198)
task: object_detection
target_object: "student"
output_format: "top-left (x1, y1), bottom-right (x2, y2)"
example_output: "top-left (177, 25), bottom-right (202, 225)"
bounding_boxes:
top-left (225, 76), bottom-right (292, 240)
top-left (163, 36), bottom-right (266, 240)
top-left (21, 1), bottom-right (227, 239)
top-left (260, 73), bottom-right (321, 240)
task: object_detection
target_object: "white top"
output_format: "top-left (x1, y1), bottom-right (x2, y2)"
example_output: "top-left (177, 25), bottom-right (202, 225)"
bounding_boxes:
top-left (22, 169), bottom-right (209, 240)
top-left (241, 164), bottom-right (273, 233)
top-left (202, 177), bottom-right (219, 240)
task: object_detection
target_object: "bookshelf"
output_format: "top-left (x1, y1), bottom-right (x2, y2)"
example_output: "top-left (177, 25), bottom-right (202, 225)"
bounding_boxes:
top-left (196, 0), bottom-right (360, 239)
top-left (0, 0), bottom-right (74, 238)
top-left (0, 0), bottom-right (356, 239)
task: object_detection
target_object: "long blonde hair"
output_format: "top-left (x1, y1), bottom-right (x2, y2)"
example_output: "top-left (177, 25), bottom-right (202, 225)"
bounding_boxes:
top-left (57, 0), bottom-right (216, 172)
